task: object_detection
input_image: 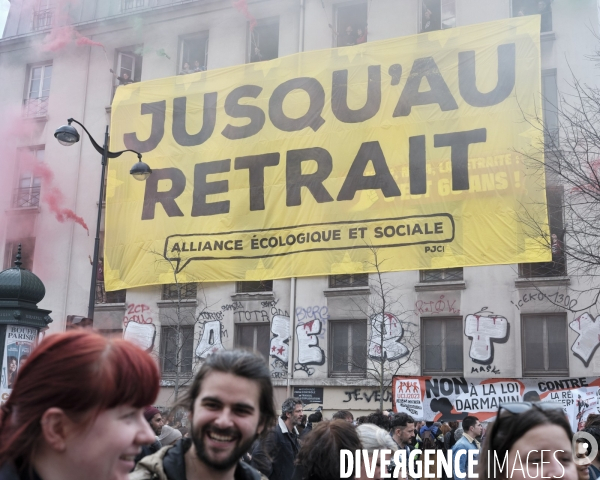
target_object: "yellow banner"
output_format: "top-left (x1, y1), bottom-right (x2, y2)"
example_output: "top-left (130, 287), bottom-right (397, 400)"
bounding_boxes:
top-left (106, 16), bottom-right (547, 289)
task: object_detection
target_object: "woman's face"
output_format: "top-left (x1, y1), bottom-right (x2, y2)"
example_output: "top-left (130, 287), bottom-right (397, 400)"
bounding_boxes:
top-left (9, 358), bottom-right (17, 372)
top-left (63, 405), bottom-right (155, 480)
top-left (506, 424), bottom-right (577, 480)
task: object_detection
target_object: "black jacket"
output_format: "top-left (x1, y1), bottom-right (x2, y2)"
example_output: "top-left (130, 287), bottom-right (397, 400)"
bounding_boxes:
top-left (130, 437), bottom-right (265, 480)
top-left (250, 419), bottom-right (300, 480)
top-left (134, 439), bottom-right (162, 465)
top-left (0, 463), bottom-right (42, 480)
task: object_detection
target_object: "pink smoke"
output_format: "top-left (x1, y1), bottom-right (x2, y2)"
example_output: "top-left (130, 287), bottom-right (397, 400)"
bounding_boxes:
top-left (233, 0), bottom-right (257, 32)
top-left (15, 148), bottom-right (90, 234)
top-left (75, 35), bottom-right (105, 48)
top-left (42, 25), bottom-right (105, 52)
top-left (32, 162), bottom-right (90, 234)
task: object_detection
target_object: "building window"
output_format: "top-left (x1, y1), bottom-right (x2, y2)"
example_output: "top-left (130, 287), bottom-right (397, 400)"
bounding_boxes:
top-left (236, 280), bottom-right (273, 293)
top-left (420, 268), bottom-right (463, 283)
top-left (329, 274), bottom-right (369, 288)
top-left (422, 317), bottom-right (463, 375)
top-left (335, 1), bottom-right (368, 47)
top-left (179, 34), bottom-right (208, 74)
top-left (160, 325), bottom-right (194, 374)
top-left (32, 0), bottom-right (54, 30)
top-left (235, 323), bottom-right (270, 359)
top-left (113, 49), bottom-right (142, 95)
top-left (24, 64), bottom-right (52, 118)
top-left (162, 283), bottom-right (197, 300)
top-left (512, 0), bottom-right (552, 32)
top-left (542, 69), bottom-right (559, 147)
top-left (122, 0), bottom-right (145, 12)
top-left (421, 0), bottom-right (456, 33)
top-left (520, 187), bottom-right (565, 278)
top-left (249, 19), bottom-right (279, 63)
top-left (3, 239), bottom-right (35, 271)
top-left (522, 314), bottom-right (568, 376)
top-left (14, 148), bottom-right (44, 209)
top-left (329, 320), bottom-right (367, 377)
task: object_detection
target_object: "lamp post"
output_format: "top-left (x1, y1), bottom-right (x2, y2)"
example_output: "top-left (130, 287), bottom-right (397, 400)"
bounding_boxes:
top-left (54, 118), bottom-right (152, 320)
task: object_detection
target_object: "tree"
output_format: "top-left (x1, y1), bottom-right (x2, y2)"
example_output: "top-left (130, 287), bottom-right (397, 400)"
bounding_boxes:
top-left (148, 251), bottom-right (223, 403)
top-left (518, 62), bottom-right (600, 312)
top-left (332, 246), bottom-right (420, 412)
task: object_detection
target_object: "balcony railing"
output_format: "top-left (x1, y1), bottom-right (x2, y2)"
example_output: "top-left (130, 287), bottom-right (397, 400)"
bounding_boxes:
top-left (12, 186), bottom-right (41, 208)
top-left (23, 97), bottom-right (49, 118)
top-left (122, 0), bottom-right (145, 11)
top-left (32, 8), bottom-right (53, 30)
top-left (95, 282), bottom-right (127, 304)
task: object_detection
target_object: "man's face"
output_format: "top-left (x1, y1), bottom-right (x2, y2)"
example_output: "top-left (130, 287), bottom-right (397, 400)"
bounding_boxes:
top-left (288, 404), bottom-right (303, 426)
top-left (190, 372), bottom-right (264, 471)
top-left (346, 26), bottom-right (352, 34)
top-left (398, 423), bottom-right (415, 444)
top-left (149, 413), bottom-right (164, 436)
top-left (470, 421), bottom-right (483, 438)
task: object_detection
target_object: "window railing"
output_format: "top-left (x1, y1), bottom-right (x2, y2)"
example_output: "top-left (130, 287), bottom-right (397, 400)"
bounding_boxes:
top-left (122, 0), bottom-right (145, 12)
top-left (23, 97), bottom-right (49, 118)
top-left (95, 282), bottom-right (126, 304)
top-left (162, 283), bottom-right (197, 300)
top-left (329, 274), bottom-right (369, 288)
top-left (12, 187), bottom-right (41, 208)
top-left (519, 259), bottom-right (566, 278)
top-left (420, 268), bottom-right (463, 282)
top-left (236, 280), bottom-right (273, 293)
top-left (32, 9), bottom-right (53, 30)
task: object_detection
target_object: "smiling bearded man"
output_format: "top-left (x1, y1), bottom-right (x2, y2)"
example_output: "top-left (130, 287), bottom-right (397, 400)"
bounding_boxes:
top-left (130, 350), bottom-right (276, 480)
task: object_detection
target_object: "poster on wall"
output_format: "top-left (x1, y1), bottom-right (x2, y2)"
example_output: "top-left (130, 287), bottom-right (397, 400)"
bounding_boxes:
top-left (105, 16), bottom-right (548, 290)
top-left (392, 375), bottom-right (600, 432)
top-left (1, 326), bottom-right (37, 403)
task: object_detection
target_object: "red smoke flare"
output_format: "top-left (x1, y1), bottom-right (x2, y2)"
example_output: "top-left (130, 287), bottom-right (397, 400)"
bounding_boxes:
top-left (30, 161), bottom-right (89, 234)
top-left (233, 0), bottom-right (257, 32)
top-left (75, 35), bottom-right (105, 49)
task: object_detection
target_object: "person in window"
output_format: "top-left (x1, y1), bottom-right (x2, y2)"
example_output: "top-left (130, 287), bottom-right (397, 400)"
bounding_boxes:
top-left (180, 62), bottom-right (192, 75)
top-left (338, 25), bottom-right (356, 46)
top-left (356, 26), bottom-right (367, 44)
top-left (193, 59), bottom-right (205, 72)
top-left (251, 46), bottom-right (263, 63)
top-left (538, 0), bottom-right (552, 31)
top-left (422, 7), bottom-right (433, 32)
top-left (110, 69), bottom-right (134, 86)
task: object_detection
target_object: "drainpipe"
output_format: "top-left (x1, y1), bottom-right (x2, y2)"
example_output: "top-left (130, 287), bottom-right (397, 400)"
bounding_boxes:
top-left (286, 277), bottom-right (297, 397)
top-left (299, 0), bottom-right (305, 53)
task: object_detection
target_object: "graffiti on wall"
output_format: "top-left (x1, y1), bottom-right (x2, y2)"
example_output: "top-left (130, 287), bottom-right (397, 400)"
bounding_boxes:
top-left (511, 291), bottom-right (577, 311)
top-left (570, 313), bottom-right (600, 367)
top-left (415, 295), bottom-right (460, 315)
top-left (464, 308), bottom-right (509, 365)
top-left (295, 319), bottom-right (326, 376)
top-left (196, 319), bottom-right (226, 359)
top-left (368, 313), bottom-right (409, 362)
top-left (270, 315), bottom-right (290, 363)
top-left (123, 304), bottom-right (155, 351)
top-left (343, 388), bottom-right (393, 403)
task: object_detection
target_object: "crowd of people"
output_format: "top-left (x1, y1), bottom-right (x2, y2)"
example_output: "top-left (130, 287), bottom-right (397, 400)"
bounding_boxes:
top-left (0, 330), bottom-right (590, 480)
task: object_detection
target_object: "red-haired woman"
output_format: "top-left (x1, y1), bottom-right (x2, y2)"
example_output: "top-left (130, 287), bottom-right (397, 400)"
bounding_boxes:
top-left (0, 330), bottom-right (160, 480)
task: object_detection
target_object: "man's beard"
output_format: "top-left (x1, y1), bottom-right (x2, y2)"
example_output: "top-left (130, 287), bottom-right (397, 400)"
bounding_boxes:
top-left (191, 423), bottom-right (256, 471)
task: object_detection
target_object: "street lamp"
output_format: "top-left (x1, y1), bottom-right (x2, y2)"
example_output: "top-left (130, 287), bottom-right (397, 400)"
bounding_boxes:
top-left (54, 118), bottom-right (152, 320)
